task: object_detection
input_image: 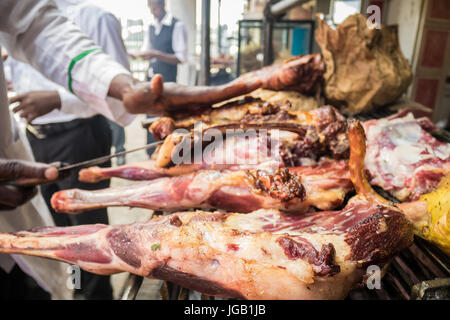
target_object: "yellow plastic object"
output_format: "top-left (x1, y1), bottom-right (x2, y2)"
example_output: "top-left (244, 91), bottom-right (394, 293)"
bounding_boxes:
top-left (418, 174), bottom-right (450, 256)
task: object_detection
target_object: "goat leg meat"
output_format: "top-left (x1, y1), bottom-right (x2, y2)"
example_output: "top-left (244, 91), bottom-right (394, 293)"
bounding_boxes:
top-left (54, 160), bottom-right (352, 214)
top-left (0, 121), bottom-right (415, 300)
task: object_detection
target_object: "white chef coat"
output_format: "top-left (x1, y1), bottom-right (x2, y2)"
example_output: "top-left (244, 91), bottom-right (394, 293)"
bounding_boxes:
top-left (142, 12), bottom-right (188, 64)
top-left (8, 0), bottom-right (134, 126)
top-left (0, 0), bottom-right (132, 299)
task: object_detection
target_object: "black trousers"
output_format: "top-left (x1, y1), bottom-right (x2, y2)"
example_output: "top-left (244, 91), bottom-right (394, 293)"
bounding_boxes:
top-left (26, 115), bottom-right (114, 300)
top-left (0, 265), bottom-right (50, 300)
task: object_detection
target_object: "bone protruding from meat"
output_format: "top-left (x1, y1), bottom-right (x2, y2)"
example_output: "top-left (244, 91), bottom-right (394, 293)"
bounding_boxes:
top-left (54, 161), bottom-right (352, 214)
top-left (79, 132), bottom-right (287, 183)
top-left (0, 121), bottom-right (415, 299)
top-left (53, 120), bottom-right (357, 215)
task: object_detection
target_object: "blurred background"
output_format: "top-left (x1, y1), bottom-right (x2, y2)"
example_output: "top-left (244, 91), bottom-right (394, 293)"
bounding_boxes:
top-left (89, 0), bottom-right (449, 126)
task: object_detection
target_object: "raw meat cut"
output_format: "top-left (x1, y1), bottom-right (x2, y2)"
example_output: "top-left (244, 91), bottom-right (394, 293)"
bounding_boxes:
top-left (53, 160), bottom-right (352, 214)
top-left (0, 121), bottom-right (414, 300)
top-left (79, 121), bottom-right (345, 184)
top-left (156, 53), bottom-right (325, 114)
top-left (79, 105), bottom-right (349, 180)
top-left (363, 111), bottom-right (450, 201)
top-left (150, 105), bottom-right (349, 166)
top-left (237, 53), bottom-right (325, 94)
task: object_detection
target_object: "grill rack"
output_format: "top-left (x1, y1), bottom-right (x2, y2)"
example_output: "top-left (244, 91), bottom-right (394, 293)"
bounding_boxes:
top-left (119, 106), bottom-right (450, 300)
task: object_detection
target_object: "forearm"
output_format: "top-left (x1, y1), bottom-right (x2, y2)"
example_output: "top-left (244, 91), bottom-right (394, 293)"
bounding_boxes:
top-left (0, 1), bottom-right (131, 113)
top-left (10, 90), bottom-right (62, 122)
top-left (0, 158), bottom-right (59, 210)
top-left (37, 90), bottom-right (62, 110)
top-left (57, 88), bottom-right (97, 118)
top-left (155, 51), bottom-right (180, 65)
top-left (107, 74), bottom-right (137, 101)
top-left (58, 80), bottom-right (135, 126)
top-left (143, 50), bottom-right (180, 65)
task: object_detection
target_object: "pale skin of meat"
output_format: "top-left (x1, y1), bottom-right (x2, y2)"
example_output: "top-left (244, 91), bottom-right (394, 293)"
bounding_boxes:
top-left (0, 121), bottom-right (416, 300)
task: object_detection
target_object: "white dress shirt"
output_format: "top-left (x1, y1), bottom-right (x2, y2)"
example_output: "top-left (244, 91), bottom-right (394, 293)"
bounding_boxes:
top-left (0, 0), bottom-right (134, 298)
top-left (142, 12), bottom-right (188, 65)
top-left (8, 0), bottom-right (135, 126)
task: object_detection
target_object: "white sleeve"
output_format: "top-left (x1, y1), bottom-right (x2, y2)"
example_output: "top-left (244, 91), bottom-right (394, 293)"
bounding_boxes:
top-left (172, 21), bottom-right (188, 63)
top-left (9, 57), bottom-right (99, 120)
top-left (91, 12), bottom-right (135, 126)
top-left (141, 27), bottom-right (152, 52)
top-left (95, 13), bottom-right (130, 70)
top-left (0, 0), bottom-right (130, 122)
top-left (57, 88), bottom-right (134, 126)
top-left (56, 87), bottom-right (96, 118)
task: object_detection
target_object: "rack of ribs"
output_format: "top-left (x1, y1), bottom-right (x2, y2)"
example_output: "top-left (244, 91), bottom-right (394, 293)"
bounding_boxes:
top-left (149, 103), bottom-right (347, 152)
top-left (0, 121), bottom-right (416, 300)
top-left (151, 104), bottom-right (349, 168)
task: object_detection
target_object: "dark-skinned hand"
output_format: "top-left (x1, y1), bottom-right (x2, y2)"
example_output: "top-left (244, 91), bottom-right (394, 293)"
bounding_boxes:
top-left (110, 74), bottom-right (262, 116)
top-left (10, 90), bottom-right (61, 123)
top-left (0, 159), bottom-right (59, 210)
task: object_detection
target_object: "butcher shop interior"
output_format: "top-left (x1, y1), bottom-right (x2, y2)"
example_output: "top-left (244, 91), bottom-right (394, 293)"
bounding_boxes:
top-left (0, 0), bottom-right (449, 306)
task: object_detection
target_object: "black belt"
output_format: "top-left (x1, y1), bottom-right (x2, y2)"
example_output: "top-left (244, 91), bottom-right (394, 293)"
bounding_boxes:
top-left (26, 116), bottom-right (100, 139)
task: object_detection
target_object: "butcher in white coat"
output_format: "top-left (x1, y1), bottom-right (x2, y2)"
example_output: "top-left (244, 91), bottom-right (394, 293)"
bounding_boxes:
top-left (0, 0), bottom-right (160, 299)
top-left (6, 0), bottom-right (136, 299)
top-left (0, 0), bottom-right (253, 299)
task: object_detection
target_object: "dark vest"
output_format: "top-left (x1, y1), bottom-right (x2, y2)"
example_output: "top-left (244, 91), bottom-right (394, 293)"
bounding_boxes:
top-left (149, 17), bottom-right (178, 82)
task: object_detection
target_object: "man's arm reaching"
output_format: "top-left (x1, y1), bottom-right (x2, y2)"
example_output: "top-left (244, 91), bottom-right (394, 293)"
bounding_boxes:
top-left (0, 0), bottom-right (262, 117)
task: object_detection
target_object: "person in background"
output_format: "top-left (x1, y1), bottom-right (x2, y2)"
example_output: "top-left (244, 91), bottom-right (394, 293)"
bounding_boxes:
top-left (0, 0), bottom-right (246, 299)
top-left (0, 0), bottom-right (158, 300)
top-left (6, 0), bottom-right (135, 300)
top-left (129, 0), bottom-right (187, 156)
